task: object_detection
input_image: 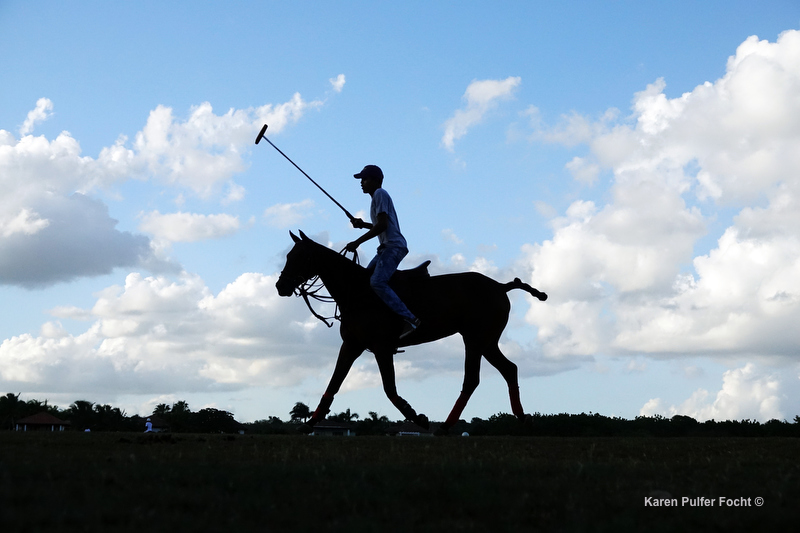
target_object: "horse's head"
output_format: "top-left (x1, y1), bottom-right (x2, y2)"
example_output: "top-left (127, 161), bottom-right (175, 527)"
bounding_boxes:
top-left (276, 231), bottom-right (318, 297)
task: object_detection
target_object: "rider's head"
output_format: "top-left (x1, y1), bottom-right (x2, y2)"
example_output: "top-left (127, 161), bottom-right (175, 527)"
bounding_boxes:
top-left (354, 165), bottom-right (384, 187)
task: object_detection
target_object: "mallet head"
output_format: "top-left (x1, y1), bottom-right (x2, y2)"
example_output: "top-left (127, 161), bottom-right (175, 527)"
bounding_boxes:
top-left (255, 124), bottom-right (268, 145)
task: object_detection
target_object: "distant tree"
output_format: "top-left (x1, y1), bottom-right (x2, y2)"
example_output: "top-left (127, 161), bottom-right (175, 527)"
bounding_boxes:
top-left (290, 402), bottom-right (311, 423)
top-left (25, 399), bottom-right (61, 417)
top-left (93, 404), bottom-right (127, 431)
top-left (367, 411), bottom-right (389, 423)
top-left (0, 393), bottom-right (25, 429)
top-left (247, 417), bottom-right (288, 435)
top-left (165, 401), bottom-right (191, 431)
top-left (68, 400), bottom-right (96, 430)
top-left (193, 408), bottom-right (240, 433)
top-left (153, 403), bottom-right (171, 416)
top-left (329, 408), bottom-right (359, 423)
top-left (171, 401), bottom-right (190, 414)
top-left (353, 411), bottom-right (391, 435)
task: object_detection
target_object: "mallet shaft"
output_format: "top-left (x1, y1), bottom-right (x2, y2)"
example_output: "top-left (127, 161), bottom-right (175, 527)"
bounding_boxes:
top-left (255, 124), bottom-right (355, 222)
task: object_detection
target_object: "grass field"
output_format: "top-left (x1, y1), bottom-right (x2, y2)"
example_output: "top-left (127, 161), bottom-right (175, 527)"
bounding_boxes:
top-left (1, 432), bottom-right (797, 532)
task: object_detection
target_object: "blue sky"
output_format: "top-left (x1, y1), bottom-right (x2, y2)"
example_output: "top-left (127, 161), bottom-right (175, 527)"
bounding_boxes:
top-left (2, 1), bottom-right (800, 423)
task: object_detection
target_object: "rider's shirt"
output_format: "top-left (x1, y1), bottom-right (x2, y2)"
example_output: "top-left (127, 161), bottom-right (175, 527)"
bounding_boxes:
top-left (371, 188), bottom-right (407, 250)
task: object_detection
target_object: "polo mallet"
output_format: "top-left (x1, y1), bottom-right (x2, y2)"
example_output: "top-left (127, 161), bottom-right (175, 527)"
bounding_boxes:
top-left (255, 124), bottom-right (356, 223)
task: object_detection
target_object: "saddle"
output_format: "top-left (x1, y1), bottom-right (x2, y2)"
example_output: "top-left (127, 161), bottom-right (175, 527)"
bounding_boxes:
top-left (395, 260), bottom-right (431, 281)
top-left (372, 260), bottom-right (431, 284)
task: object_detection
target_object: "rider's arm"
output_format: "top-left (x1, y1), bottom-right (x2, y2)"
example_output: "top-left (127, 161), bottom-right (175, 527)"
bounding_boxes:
top-left (346, 212), bottom-right (387, 250)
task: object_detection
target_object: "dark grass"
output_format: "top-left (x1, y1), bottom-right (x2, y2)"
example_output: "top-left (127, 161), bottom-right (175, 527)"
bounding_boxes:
top-left (1, 432), bottom-right (797, 532)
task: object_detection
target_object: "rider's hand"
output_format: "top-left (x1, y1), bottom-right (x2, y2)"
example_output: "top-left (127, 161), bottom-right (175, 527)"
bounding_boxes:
top-left (351, 218), bottom-right (367, 229)
top-left (345, 241), bottom-right (359, 253)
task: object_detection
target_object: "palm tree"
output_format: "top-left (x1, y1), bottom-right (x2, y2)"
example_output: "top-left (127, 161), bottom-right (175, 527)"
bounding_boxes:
top-left (290, 402), bottom-right (311, 423)
top-left (0, 393), bottom-right (24, 429)
top-left (171, 400), bottom-right (190, 414)
top-left (330, 408), bottom-right (359, 423)
top-left (68, 400), bottom-right (96, 430)
top-left (25, 399), bottom-right (60, 417)
top-left (368, 411), bottom-right (389, 423)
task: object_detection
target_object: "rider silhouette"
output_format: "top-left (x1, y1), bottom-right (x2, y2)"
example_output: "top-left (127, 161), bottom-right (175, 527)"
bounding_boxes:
top-left (345, 165), bottom-right (421, 339)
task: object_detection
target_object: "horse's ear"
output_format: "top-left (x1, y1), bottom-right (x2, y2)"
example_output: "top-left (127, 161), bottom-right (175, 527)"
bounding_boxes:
top-left (299, 230), bottom-right (309, 241)
top-left (290, 231), bottom-right (301, 244)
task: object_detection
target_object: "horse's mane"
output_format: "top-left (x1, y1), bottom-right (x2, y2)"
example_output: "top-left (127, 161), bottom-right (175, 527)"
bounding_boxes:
top-left (303, 235), bottom-right (366, 272)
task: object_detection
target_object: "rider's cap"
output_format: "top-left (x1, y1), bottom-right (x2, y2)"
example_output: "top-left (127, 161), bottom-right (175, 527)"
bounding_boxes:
top-left (353, 165), bottom-right (383, 181)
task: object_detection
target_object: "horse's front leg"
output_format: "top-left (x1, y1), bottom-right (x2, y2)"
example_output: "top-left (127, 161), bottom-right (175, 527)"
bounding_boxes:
top-left (374, 350), bottom-right (429, 430)
top-left (307, 342), bottom-right (364, 427)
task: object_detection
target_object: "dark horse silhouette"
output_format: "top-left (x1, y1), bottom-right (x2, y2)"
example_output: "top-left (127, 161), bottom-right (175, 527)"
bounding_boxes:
top-left (276, 231), bottom-right (547, 433)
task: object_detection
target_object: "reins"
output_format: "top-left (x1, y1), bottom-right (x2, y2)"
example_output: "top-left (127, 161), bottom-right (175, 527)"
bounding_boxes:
top-left (294, 247), bottom-right (359, 328)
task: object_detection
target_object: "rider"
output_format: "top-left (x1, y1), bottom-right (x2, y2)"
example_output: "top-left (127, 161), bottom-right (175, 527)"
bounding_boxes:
top-left (345, 165), bottom-right (421, 340)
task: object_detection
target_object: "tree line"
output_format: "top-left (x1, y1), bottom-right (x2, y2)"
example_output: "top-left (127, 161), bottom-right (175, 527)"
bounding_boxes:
top-left (0, 393), bottom-right (240, 433)
top-left (3, 393), bottom-right (800, 436)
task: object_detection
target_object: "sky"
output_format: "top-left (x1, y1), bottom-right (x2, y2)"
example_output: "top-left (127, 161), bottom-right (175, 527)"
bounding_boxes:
top-left (2, 1), bottom-right (800, 424)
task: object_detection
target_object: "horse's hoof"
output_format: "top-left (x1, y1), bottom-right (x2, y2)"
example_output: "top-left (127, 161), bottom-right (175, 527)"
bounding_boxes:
top-left (414, 413), bottom-right (430, 430)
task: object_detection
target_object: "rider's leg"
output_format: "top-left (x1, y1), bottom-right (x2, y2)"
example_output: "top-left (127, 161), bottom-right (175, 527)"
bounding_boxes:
top-left (368, 247), bottom-right (417, 323)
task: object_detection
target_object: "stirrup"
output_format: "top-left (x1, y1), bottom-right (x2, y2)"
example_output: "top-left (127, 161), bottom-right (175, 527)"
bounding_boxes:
top-left (399, 318), bottom-right (421, 340)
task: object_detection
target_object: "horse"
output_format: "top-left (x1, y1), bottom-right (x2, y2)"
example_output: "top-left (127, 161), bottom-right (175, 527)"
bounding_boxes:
top-left (275, 231), bottom-right (547, 434)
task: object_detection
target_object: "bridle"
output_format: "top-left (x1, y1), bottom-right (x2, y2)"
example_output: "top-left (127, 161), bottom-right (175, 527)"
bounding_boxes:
top-left (285, 247), bottom-right (359, 328)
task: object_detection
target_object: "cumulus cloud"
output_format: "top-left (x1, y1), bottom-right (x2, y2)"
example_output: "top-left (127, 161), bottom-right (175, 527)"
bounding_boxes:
top-left (520, 30), bottom-right (800, 367)
top-left (525, 105), bottom-right (619, 147)
top-left (139, 211), bottom-right (241, 243)
top-left (19, 97), bottom-right (53, 136)
top-left (1, 91), bottom-right (325, 287)
top-left (0, 194), bottom-right (153, 288)
top-left (0, 208), bottom-right (50, 238)
top-left (5, 264), bottom-right (535, 398)
top-left (132, 95), bottom-right (322, 196)
top-left (565, 156), bottom-right (600, 186)
top-left (329, 74), bottom-right (346, 93)
top-left (441, 228), bottom-right (463, 244)
top-left (442, 76), bottom-right (521, 151)
top-left (640, 363), bottom-right (791, 421)
top-left (263, 199), bottom-right (315, 228)
top-left (0, 271), bottom-right (337, 395)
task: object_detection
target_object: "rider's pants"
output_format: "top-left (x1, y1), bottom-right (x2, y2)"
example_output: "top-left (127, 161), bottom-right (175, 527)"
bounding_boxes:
top-left (367, 246), bottom-right (416, 322)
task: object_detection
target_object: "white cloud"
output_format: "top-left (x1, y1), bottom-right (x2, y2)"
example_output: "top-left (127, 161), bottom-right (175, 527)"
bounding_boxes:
top-left (1, 90), bottom-right (326, 287)
top-left (0, 208), bottom-right (50, 238)
top-left (5, 260), bottom-right (535, 399)
top-left (520, 30), bottom-right (800, 367)
top-left (263, 199), bottom-right (315, 228)
top-left (441, 228), bottom-right (463, 244)
top-left (19, 97), bottom-right (53, 136)
top-left (565, 156), bottom-right (600, 185)
top-left (0, 271), bottom-right (337, 395)
top-left (132, 95), bottom-right (323, 196)
top-left (139, 211), bottom-right (241, 243)
top-left (442, 76), bottom-right (521, 151)
top-left (329, 74), bottom-right (346, 93)
top-left (222, 182), bottom-right (246, 204)
top-left (0, 194), bottom-right (155, 288)
top-left (640, 363), bottom-right (789, 422)
top-left (529, 108), bottom-right (619, 147)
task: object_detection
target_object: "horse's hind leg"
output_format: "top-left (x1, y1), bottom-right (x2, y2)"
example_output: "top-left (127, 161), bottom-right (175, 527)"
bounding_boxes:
top-left (374, 350), bottom-right (429, 429)
top-left (442, 341), bottom-right (482, 431)
top-left (483, 344), bottom-right (525, 420)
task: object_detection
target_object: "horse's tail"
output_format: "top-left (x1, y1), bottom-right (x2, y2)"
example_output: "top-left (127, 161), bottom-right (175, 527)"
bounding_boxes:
top-left (504, 278), bottom-right (547, 301)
